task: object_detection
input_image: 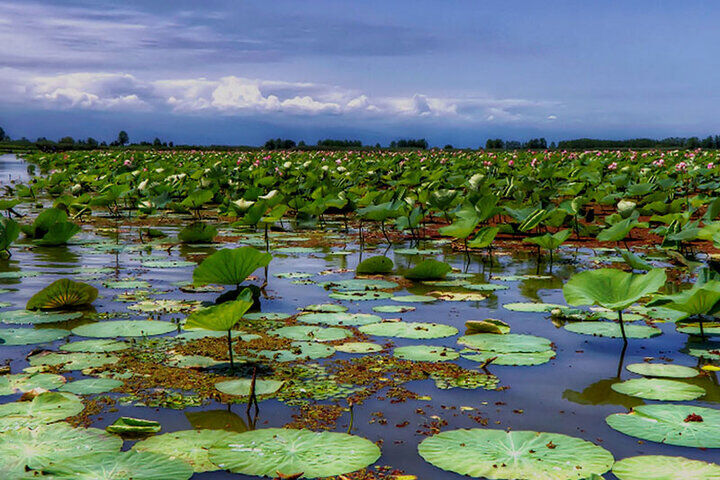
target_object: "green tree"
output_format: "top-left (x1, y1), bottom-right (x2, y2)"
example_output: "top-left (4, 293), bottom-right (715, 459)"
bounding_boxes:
top-left (0, 126), bottom-right (6, 141)
top-left (117, 130), bottom-right (129, 146)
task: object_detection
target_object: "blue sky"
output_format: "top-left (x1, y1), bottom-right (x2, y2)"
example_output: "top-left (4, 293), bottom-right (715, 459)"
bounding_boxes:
top-left (1, 0), bottom-right (719, 146)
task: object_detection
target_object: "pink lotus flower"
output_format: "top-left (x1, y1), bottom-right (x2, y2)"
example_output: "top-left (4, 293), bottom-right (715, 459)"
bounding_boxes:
top-left (607, 162), bottom-right (617, 170)
top-left (675, 161), bottom-right (687, 172)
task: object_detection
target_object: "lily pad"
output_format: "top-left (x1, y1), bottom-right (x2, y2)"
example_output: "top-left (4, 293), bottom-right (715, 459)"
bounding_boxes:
top-left (626, 363), bottom-right (698, 378)
top-left (255, 341), bottom-right (336, 362)
top-left (359, 321), bottom-right (458, 339)
top-left (0, 310), bottom-right (82, 325)
top-left (429, 291), bottom-right (486, 302)
top-left (0, 392), bottom-right (83, 429)
top-left (207, 428), bottom-right (381, 478)
top-left (328, 291), bottom-right (393, 301)
top-left (465, 319), bottom-right (510, 335)
top-left (564, 322), bottom-right (662, 339)
top-left (463, 350), bottom-right (555, 366)
top-left (464, 283), bottom-right (509, 291)
top-left (28, 352), bottom-right (119, 371)
top-left (42, 451), bottom-right (193, 480)
top-left (390, 294), bottom-right (437, 303)
top-left (0, 422), bottom-right (122, 474)
top-left (393, 345), bottom-right (459, 362)
top-left (134, 429), bottom-right (239, 473)
top-left (678, 322), bottom-right (720, 336)
top-left (372, 305), bottom-right (415, 313)
top-left (128, 299), bottom-right (200, 313)
top-left (59, 378), bottom-right (123, 395)
top-left (606, 404), bottom-right (720, 448)
top-left (142, 260), bottom-right (196, 268)
top-left (611, 378), bottom-right (706, 401)
top-left (612, 455), bottom-right (720, 480)
top-left (60, 339), bottom-right (128, 353)
top-left (301, 303), bottom-right (348, 313)
top-left (503, 302), bottom-right (568, 312)
top-left (0, 327), bottom-right (69, 345)
top-left (103, 280), bottom-right (150, 289)
top-left (335, 342), bottom-right (383, 353)
top-left (106, 417), bottom-right (162, 434)
top-left (320, 279), bottom-right (398, 291)
top-left (0, 373), bottom-right (66, 396)
top-left (243, 312), bottom-right (291, 321)
top-left (269, 325), bottom-right (351, 342)
top-left (418, 428), bottom-right (613, 480)
top-left (458, 333), bottom-right (552, 353)
top-left (215, 379), bottom-right (284, 396)
top-left (297, 312), bottom-right (381, 326)
top-left (72, 320), bottom-right (176, 338)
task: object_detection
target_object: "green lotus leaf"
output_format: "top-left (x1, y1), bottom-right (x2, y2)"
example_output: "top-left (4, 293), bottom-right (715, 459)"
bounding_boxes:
top-left (503, 302), bottom-right (569, 312)
top-left (418, 428), bottom-right (613, 480)
top-left (606, 404), bottom-right (720, 448)
top-left (302, 303), bottom-right (348, 313)
top-left (356, 256), bottom-right (394, 274)
top-left (106, 417), bottom-right (161, 434)
top-left (335, 342), bottom-right (383, 353)
top-left (320, 279), bottom-right (398, 291)
top-left (563, 268), bottom-right (666, 311)
top-left (207, 428), bottom-right (381, 478)
top-left (28, 352), bottom-right (119, 371)
top-left (0, 217), bottom-right (20, 252)
top-left (297, 312), bottom-right (381, 326)
top-left (174, 330), bottom-right (258, 342)
top-left (243, 312), bottom-right (291, 321)
top-left (255, 341), bottom-right (335, 362)
top-left (178, 222), bottom-right (217, 244)
top-left (464, 283), bottom-right (509, 291)
top-left (275, 272), bottom-right (313, 279)
top-left (626, 362), bottom-right (698, 378)
top-left (678, 322), bottom-right (720, 335)
top-left (0, 310), bottom-right (83, 325)
top-left (184, 293), bottom-right (253, 332)
top-left (60, 339), bottom-right (128, 353)
top-left (612, 455), bottom-right (720, 480)
top-left (0, 327), bottom-right (70, 345)
top-left (42, 451), bottom-right (193, 480)
top-left (393, 345), bottom-right (459, 362)
top-left (372, 305), bottom-right (415, 313)
top-left (59, 378), bottom-right (123, 395)
top-left (458, 333), bottom-right (551, 353)
top-left (564, 322), bottom-right (662, 339)
top-left (192, 247), bottom-right (272, 286)
top-left (215, 378), bottom-right (284, 396)
top-left (142, 260), bottom-right (196, 268)
top-left (133, 429), bottom-right (240, 472)
top-left (269, 325), bottom-right (351, 342)
top-left (26, 279), bottom-right (98, 310)
top-left (0, 392), bottom-right (83, 428)
top-left (0, 423), bottom-right (122, 474)
top-left (102, 280), bottom-right (150, 289)
top-left (463, 350), bottom-right (555, 366)
top-left (465, 319), bottom-right (510, 335)
top-left (0, 373), bottom-right (66, 396)
top-left (611, 378), bottom-right (705, 401)
top-left (73, 320), bottom-right (176, 338)
top-left (328, 291), bottom-right (393, 301)
top-left (522, 229), bottom-right (571, 251)
top-left (36, 221), bottom-right (81, 246)
top-left (467, 225), bottom-right (500, 248)
top-left (391, 294), bottom-right (437, 302)
top-left (404, 259), bottom-right (452, 281)
top-left (359, 321), bottom-right (458, 339)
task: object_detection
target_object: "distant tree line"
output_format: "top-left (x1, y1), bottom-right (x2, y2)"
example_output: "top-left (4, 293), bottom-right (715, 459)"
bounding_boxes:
top-left (316, 139), bottom-right (363, 148)
top-left (485, 138), bottom-right (549, 150)
top-left (556, 136), bottom-right (720, 150)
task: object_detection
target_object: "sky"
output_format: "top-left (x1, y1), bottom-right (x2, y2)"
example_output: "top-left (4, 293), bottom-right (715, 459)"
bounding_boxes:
top-left (1, 0), bottom-right (720, 147)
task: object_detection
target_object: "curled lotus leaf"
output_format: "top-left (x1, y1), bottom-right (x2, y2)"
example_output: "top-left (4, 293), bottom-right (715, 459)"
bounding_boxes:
top-left (192, 247), bottom-right (272, 286)
top-left (26, 279), bottom-right (98, 310)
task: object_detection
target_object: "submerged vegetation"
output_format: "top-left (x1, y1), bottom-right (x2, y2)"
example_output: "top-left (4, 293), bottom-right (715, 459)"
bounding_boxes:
top-left (0, 147), bottom-right (718, 478)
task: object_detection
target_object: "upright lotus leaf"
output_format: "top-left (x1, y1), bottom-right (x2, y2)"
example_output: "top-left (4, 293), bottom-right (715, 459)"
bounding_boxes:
top-left (597, 216), bottom-right (641, 242)
top-left (467, 226), bottom-right (499, 249)
top-left (418, 429), bottom-right (613, 480)
top-left (618, 249), bottom-right (653, 271)
top-left (0, 423), bottom-right (123, 474)
top-left (178, 222), bottom-right (217, 243)
top-left (404, 259), bottom-right (452, 281)
top-left (523, 229), bottom-right (571, 252)
top-left (606, 404), bottom-right (720, 448)
top-left (356, 256), bottom-right (394, 274)
top-left (563, 268), bottom-right (666, 342)
top-left (438, 204), bottom-right (479, 240)
top-left (42, 451), bottom-right (194, 480)
top-left (184, 288), bottom-right (253, 371)
top-left (192, 247), bottom-right (272, 286)
top-left (648, 279), bottom-right (720, 339)
top-left (612, 455), bottom-right (720, 480)
top-left (0, 217), bottom-right (20, 255)
top-left (207, 428), bottom-right (381, 478)
top-left (26, 278), bottom-right (98, 310)
top-left (36, 222), bottom-right (81, 246)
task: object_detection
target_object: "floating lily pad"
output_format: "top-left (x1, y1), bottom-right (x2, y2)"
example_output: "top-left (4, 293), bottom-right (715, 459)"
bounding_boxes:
top-left (359, 321), bottom-right (458, 339)
top-left (464, 283), bottom-right (509, 291)
top-left (502, 302), bottom-right (568, 312)
top-left (463, 350), bottom-right (555, 366)
top-left (686, 341), bottom-right (720, 360)
top-left (243, 312), bottom-right (291, 321)
top-left (394, 248), bottom-right (442, 255)
top-left (207, 428), bottom-right (381, 478)
top-left (372, 305), bottom-right (415, 313)
top-left (0, 392), bottom-right (83, 430)
top-left (42, 451), bottom-right (193, 480)
top-left (134, 429), bottom-right (239, 473)
top-left (60, 339), bottom-right (128, 353)
top-left (298, 312), bottom-right (381, 326)
top-left (28, 352), bottom-right (119, 371)
top-left (269, 325), bottom-right (351, 342)
top-left (612, 455), bottom-right (720, 480)
top-left (335, 342), bottom-right (383, 353)
top-left (320, 279), bottom-right (398, 291)
top-left (274, 246), bottom-right (320, 254)
top-left (174, 330), bottom-right (258, 342)
top-left (59, 378), bottom-right (123, 395)
top-left (255, 341), bottom-right (336, 362)
top-left (72, 320), bottom-right (176, 338)
top-left (328, 291), bottom-right (393, 301)
top-left (626, 363), bottom-right (698, 378)
top-left (564, 322), bottom-right (662, 339)
top-left (393, 345), bottom-right (459, 362)
top-left (275, 272), bottom-right (312, 279)
top-left (429, 291), bottom-right (486, 302)
top-left (166, 355), bottom-right (222, 369)
top-left (301, 303), bottom-right (348, 313)
top-left (0, 271), bottom-right (41, 279)
top-left (390, 294), bottom-right (436, 303)
top-left (128, 299), bottom-right (200, 313)
top-left (465, 319), bottom-right (510, 335)
top-left (0, 422), bottom-right (122, 474)
top-left (611, 378), bottom-right (706, 401)
top-left (142, 260), bottom-right (196, 268)
top-left (606, 404), bottom-right (720, 448)
top-left (106, 417), bottom-right (161, 435)
top-left (215, 379), bottom-right (284, 396)
top-left (418, 429), bottom-right (613, 480)
top-left (0, 310), bottom-right (82, 325)
top-left (678, 322), bottom-right (720, 336)
top-left (0, 373), bottom-right (66, 396)
top-left (0, 327), bottom-right (69, 345)
top-left (458, 333), bottom-right (552, 353)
